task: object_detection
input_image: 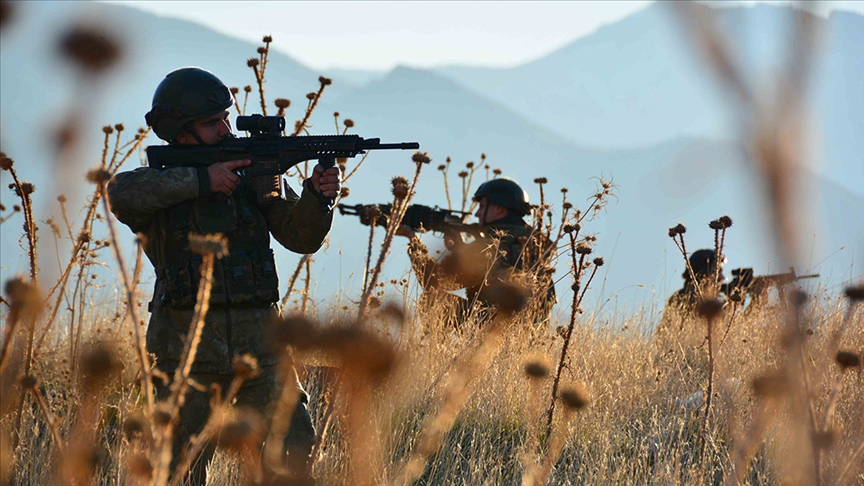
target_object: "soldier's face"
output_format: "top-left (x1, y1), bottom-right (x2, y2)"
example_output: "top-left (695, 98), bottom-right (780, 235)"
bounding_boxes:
top-left (176, 110), bottom-right (233, 146)
top-left (475, 198), bottom-right (508, 225)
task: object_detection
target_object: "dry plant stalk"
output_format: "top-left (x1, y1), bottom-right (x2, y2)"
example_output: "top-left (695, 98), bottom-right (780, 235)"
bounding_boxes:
top-left (152, 234), bottom-right (224, 486)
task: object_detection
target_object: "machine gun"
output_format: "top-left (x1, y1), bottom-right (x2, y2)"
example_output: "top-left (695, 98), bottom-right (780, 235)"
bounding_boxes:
top-left (337, 203), bottom-right (481, 235)
top-left (723, 267), bottom-right (819, 303)
top-left (146, 114), bottom-right (420, 208)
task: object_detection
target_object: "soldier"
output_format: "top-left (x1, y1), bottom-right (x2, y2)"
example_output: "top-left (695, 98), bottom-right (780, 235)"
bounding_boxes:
top-left (396, 178), bottom-right (556, 326)
top-left (666, 248), bottom-right (725, 313)
top-left (107, 67), bottom-right (341, 485)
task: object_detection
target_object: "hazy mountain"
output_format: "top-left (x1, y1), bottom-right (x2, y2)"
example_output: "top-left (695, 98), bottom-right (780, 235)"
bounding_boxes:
top-left (433, 3), bottom-right (864, 196)
top-left (1, 1), bottom-right (860, 318)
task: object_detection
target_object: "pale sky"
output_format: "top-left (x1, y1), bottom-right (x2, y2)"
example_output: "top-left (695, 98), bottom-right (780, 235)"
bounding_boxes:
top-left (109, 1), bottom-right (864, 70)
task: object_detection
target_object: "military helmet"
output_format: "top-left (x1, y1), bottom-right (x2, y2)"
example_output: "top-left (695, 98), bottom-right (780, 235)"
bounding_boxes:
top-left (473, 178), bottom-right (531, 215)
top-left (688, 249), bottom-right (721, 276)
top-left (144, 67), bottom-right (235, 141)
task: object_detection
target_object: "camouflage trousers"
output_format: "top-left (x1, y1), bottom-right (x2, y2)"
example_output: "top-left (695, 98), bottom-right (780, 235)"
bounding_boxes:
top-left (155, 364), bottom-right (316, 485)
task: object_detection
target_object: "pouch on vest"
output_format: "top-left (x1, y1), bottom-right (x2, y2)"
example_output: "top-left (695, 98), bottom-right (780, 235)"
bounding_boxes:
top-left (253, 250), bottom-right (280, 302)
top-left (223, 252), bottom-right (257, 304)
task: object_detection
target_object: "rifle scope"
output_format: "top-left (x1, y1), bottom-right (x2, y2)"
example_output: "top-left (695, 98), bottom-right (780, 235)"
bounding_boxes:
top-left (236, 115), bottom-right (285, 137)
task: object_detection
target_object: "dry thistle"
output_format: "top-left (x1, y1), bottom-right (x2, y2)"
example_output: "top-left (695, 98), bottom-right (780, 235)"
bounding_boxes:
top-left (58, 24), bottom-right (122, 73)
top-left (697, 298), bottom-right (724, 319)
top-left (305, 92), bottom-right (316, 101)
top-left (0, 1), bottom-right (14, 28)
top-left (524, 359), bottom-right (551, 380)
top-left (493, 168), bottom-right (502, 176)
top-left (560, 383), bottom-right (590, 410)
top-left (844, 283), bottom-right (864, 302)
top-left (218, 413), bottom-right (264, 454)
top-left (230, 87), bottom-right (239, 95)
top-left (114, 123), bottom-right (124, 132)
top-left (534, 177), bottom-right (548, 184)
top-left (458, 170), bottom-right (469, 178)
top-left (575, 242), bottom-right (592, 255)
top-left (86, 168), bottom-right (111, 184)
top-left (719, 215), bottom-right (733, 228)
top-left (437, 164), bottom-right (446, 171)
top-left (188, 233), bottom-right (228, 258)
top-left (257, 47), bottom-right (266, 54)
top-left (466, 161), bottom-right (475, 169)
top-left (243, 85), bottom-right (252, 93)
top-left (232, 354), bottom-right (259, 379)
top-left (19, 374), bottom-right (39, 390)
top-left (752, 373), bottom-right (789, 399)
top-left (246, 57), bottom-right (259, 68)
top-left (80, 343), bottom-right (122, 390)
top-left (344, 118), bottom-right (354, 128)
top-left (262, 35), bottom-right (272, 43)
top-left (319, 75), bottom-right (332, 86)
top-left (102, 125), bottom-right (113, 135)
top-left (835, 351), bottom-right (860, 369)
top-left (340, 187), bottom-right (350, 198)
top-left (593, 257), bottom-right (604, 266)
top-left (0, 153), bottom-right (12, 171)
top-left (412, 151), bottom-right (432, 164)
top-left (274, 98), bottom-right (290, 109)
top-left (709, 219), bottom-right (723, 230)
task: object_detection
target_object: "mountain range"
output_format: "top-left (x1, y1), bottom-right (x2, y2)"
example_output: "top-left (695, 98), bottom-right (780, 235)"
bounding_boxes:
top-left (1, 1), bottom-right (861, 316)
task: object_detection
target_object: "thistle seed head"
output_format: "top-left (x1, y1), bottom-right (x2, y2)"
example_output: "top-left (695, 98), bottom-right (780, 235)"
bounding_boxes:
top-left (114, 123), bottom-right (124, 132)
top-left (231, 354), bottom-right (259, 379)
top-left (230, 87), bottom-right (239, 95)
top-left (576, 243), bottom-right (592, 255)
top-left (696, 299), bottom-right (724, 319)
top-left (835, 351), bottom-right (861, 369)
top-left (319, 76), bottom-right (332, 86)
top-left (844, 283), bottom-right (864, 302)
top-left (274, 98), bottom-right (290, 109)
top-left (262, 35), bottom-right (273, 43)
top-left (709, 219), bottom-right (723, 230)
top-left (534, 177), bottom-right (548, 184)
top-left (560, 383), bottom-right (590, 410)
top-left (246, 58), bottom-right (259, 68)
top-left (458, 171), bottom-right (469, 178)
top-left (343, 119), bottom-right (354, 128)
top-left (675, 223), bottom-right (687, 235)
top-left (243, 85), bottom-right (252, 93)
top-left (719, 215), bottom-right (733, 228)
top-left (58, 25), bottom-right (122, 73)
top-left (306, 92), bottom-right (316, 101)
top-left (256, 47), bottom-right (266, 54)
top-left (752, 373), bottom-right (788, 399)
top-left (412, 151), bottom-right (431, 164)
top-left (523, 358), bottom-right (550, 380)
top-left (0, 153), bottom-right (13, 171)
top-left (493, 168), bottom-right (502, 176)
top-left (86, 168), bottom-right (111, 184)
top-left (339, 187), bottom-right (350, 198)
top-left (593, 257), bottom-right (604, 267)
top-left (102, 125), bottom-right (114, 135)
top-left (188, 233), bottom-right (228, 258)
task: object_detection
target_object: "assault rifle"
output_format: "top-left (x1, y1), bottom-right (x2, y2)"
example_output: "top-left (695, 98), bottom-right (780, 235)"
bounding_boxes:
top-left (337, 203), bottom-right (481, 235)
top-left (723, 267), bottom-right (819, 302)
top-left (146, 115), bottom-right (420, 209)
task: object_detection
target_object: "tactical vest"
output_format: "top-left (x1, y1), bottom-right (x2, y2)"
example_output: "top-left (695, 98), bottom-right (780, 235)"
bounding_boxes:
top-left (151, 178), bottom-right (280, 309)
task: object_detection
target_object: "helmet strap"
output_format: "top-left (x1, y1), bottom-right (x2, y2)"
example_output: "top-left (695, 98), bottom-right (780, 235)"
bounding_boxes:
top-left (178, 121), bottom-right (207, 146)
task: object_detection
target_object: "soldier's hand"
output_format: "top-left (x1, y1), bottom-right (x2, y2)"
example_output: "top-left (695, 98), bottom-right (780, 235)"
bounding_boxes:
top-left (311, 164), bottom-right (342, 198)
top-left (395, 224), bottom-right (416, 239)
top-left (208, 160), bottom-right (251, 196)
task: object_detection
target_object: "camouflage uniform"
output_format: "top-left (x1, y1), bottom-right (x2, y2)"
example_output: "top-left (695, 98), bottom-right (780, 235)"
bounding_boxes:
top-left (107, 165), bottom-right (331, 484)
top-left (407, 214), bottom-right (556, 325)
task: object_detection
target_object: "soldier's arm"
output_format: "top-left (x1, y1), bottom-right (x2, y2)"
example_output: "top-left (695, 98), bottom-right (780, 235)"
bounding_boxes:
top-left (263, 179), bottom-right (333, 254)
top-left (107, 166), bottom-right (206, 232)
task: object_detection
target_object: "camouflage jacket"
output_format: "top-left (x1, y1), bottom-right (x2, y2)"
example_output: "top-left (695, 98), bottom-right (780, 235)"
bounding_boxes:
top-left (107, 166), bottom-right (332, 373)
top-left (407, 215), bottom-right (556, 320)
